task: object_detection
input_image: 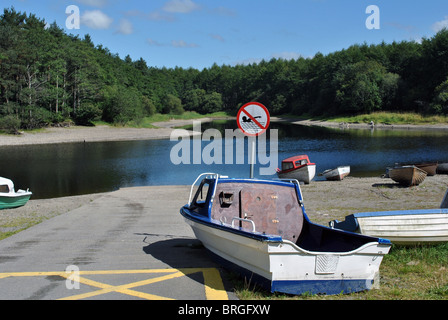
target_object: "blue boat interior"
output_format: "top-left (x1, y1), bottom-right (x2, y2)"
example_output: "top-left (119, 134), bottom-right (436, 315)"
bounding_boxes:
top-left (185, 177), bottom-right (388, 253)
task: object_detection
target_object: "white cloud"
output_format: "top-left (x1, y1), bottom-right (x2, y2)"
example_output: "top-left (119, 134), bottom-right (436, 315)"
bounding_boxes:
top-left (81, 10), bottom-right (113, 30)
top-left (147, 11), bottom-right (176, 22)
top-left (209, 34), bottom-right (225, 42)
top-left (116, 19), bottom-right (133, 35)
top-left (432, 16), bottom-right (448, 32)
top-left (163, 0), bottom-right (201, 14)
top-left (147, 38), bottom-right (165, 47)
top-left (171, 40), bottom-right (199, 48)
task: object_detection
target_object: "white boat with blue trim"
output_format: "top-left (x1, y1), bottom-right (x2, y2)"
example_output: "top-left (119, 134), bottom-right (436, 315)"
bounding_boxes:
top-left (180, 173), bottom-right (391, 295)
top-left (330, 190), bottom-right (448, 245)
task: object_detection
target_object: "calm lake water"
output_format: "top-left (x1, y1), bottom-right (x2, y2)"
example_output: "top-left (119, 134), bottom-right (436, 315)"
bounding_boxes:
top-left (1, 120), bottom-right (448, 199)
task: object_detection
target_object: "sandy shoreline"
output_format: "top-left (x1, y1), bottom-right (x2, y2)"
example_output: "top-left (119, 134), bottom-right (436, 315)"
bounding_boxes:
top-left (2, 117), bottom-right (448, 147)
top-left (284, 118), bottom-right (448, 131)
top-left (0, 118), bottom-right (215, 147)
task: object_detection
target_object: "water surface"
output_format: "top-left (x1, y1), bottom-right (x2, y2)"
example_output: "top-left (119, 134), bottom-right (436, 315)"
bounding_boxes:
top-left (1, 121), bottom-right (447, 199)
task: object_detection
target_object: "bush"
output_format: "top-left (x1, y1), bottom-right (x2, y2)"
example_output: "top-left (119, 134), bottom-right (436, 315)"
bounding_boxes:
top-left (162, 94), bottom-right (184, 115)
top-left (0, 115), bottom-right (21, 134)
top-left (21, 107), bottom-right (52, 129)
top-left (74, 103), bottom-right (102, 126)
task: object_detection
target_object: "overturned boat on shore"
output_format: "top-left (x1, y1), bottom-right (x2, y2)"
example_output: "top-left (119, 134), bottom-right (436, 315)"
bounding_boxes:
top-left (180, 173), bottom-right (391, 295)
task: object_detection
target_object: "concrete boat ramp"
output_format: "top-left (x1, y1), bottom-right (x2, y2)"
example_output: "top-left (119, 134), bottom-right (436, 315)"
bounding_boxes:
top-left (0, 186), bottom-right (236, 300)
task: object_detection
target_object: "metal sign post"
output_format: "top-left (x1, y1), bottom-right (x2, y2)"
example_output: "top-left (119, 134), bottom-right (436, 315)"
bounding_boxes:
top-left (236, 102), bottom-right (270, 179)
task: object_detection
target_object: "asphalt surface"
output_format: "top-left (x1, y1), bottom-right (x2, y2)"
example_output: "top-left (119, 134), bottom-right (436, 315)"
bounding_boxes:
top-left (0, 186), bottom-right (237, 300)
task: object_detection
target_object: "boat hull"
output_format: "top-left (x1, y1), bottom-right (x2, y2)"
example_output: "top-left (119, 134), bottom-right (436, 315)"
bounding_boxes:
top-left (182, 209), bottom-right (390, 295)
top-left (388, 166), bottom-right (427, 186)
top-left (414, 163), bottom-right (438, 176)
top-left (0, 192), bottom-right (32, 210)
top-left (331, 209), bottom-right (448, 245)
top-left (437, 163), bottom-right (448, 174)
top-left (321, 166), bottom-right (350, 181)
top-left (277, 164), bottom-right (316, 184)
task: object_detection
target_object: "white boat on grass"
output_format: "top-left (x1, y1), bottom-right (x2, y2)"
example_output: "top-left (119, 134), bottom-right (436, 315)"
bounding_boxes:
top-left (0, 177), bottom-right (32, 210)
top-left (330, 189), bottom-right (448, 245)
top-left (180, 173), bottom-right (391, 295)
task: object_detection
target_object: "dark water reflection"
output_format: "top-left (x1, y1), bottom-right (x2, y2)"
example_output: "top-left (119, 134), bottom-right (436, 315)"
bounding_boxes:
top-left (1, 121), bottom-right (448, 199)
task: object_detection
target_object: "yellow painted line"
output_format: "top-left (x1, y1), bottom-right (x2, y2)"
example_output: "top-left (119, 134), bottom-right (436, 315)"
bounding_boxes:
top-left (0, 268), bottom-right (229, 300)
top-left (178, 268), bottom-right (228, 300)
top-left (59, 271), bottom-right (186, 300)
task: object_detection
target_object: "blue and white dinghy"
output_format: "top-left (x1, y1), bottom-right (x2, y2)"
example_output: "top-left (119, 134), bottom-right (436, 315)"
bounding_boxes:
top-left (180, 173), bottom-right (391, 295)
top-left (330, 189), bottom-right (448, 245)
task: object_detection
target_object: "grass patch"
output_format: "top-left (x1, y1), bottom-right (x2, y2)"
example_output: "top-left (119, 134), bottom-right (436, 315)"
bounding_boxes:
top-left (0, 214), bottom-right (46, 240)
top-left (326, 112), bottom-right (448, 125)
top-left (122, 111), bottom-right (232, 128)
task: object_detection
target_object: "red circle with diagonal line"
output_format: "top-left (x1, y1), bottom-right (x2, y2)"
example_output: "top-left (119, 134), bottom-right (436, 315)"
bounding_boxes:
top-left (237, 102), bottom-right (270, 136)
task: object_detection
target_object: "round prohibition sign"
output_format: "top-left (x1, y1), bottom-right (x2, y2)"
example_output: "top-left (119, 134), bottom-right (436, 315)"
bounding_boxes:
top-left (237, 102), bottom-right (270, 136)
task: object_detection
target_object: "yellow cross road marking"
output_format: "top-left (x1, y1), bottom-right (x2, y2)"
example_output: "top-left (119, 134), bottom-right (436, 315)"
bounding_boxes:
top-left (0, 268), bottom-right (228, 300)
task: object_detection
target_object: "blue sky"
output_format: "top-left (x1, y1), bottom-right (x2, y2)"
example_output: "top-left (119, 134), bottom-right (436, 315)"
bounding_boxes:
top-left (5, 0), bottom-right (448, 69)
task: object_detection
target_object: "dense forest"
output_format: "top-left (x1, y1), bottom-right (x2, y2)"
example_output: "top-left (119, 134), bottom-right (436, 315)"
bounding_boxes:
top-left (1, 7), bottom-right (448, 132)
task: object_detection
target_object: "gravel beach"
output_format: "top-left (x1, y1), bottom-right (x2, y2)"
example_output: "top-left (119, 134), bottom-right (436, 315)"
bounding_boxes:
top-left (0, 120), bottom-right (197, 147)
top-left (1, 118), bottom-right (448, 238)
top-left (2, 175), bottom-right (447, 239)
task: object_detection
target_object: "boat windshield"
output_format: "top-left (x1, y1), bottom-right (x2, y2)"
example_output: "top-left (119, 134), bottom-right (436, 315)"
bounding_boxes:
top-left (281, 162), bottom-right (294, 171)
top-left (0, 185), bottom-right (10, 193)
top-left (191, 180), bottom-right (212, 209)
top-left (295, 159), bottom-right (308, 166)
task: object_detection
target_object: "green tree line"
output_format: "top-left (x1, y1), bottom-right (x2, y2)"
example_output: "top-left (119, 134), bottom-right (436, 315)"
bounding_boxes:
top-left (1, 7), bottom-right (448, 133)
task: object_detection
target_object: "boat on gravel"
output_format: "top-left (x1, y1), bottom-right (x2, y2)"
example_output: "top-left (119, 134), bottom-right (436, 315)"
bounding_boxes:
top-left (397, 162), bottom-right (438, 176)
top-left (276, 155), bottom-right (316, 184)
top-left (0, 177), bottom-right (32, 209)
top-left (180, 173), bottom-right (391, 295)
top-left (319, 166), bottom-right (350, 181)
top-left (387, 165), bottom-right (427, 186)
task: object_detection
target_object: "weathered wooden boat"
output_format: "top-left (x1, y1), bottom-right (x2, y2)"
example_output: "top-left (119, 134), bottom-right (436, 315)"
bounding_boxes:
top-left (0, 177), bottom-right (32, 210)
top-left (397, 162), bottom-right (438, 176)
top-left (437, 163), bottom-right (448, 174)
top-left (180, 173), bottom-right (391, 295)
top-left (318, 166), bottom-right (350, 181)
top-left (276, 155), bottom-right (316, 184)
top-left (387, 165), bottom-right (427, 186)
top-left (330, 209), bottom-right (448, 245)
top-left (414, 162), bottom-right (438, 176)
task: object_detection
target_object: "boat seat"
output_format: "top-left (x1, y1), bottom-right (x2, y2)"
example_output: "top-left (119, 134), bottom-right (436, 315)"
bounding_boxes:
top-left (211, 183), bottom-right (304, 242)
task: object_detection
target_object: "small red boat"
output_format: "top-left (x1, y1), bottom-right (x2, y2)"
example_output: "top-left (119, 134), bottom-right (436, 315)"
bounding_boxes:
top-left (277, 155), bottom-right (316, 184)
